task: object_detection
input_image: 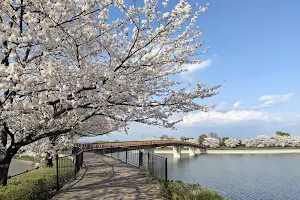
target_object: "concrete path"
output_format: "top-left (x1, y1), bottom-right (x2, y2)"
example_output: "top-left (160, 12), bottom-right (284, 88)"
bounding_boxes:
top-left (52, 152), bottom-right (162, 200)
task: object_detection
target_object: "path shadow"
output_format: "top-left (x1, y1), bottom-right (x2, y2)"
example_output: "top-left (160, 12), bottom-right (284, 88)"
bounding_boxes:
top-left (53, 152), bottom-right (161, 200)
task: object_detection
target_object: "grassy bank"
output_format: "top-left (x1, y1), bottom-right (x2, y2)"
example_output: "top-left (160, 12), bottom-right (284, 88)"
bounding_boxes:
top-left (160, 180), bottom-right (228, 200)
top-left (0, 159), bottom-right (74, 200)
top-left (0, 167), bottom-right (57, 200)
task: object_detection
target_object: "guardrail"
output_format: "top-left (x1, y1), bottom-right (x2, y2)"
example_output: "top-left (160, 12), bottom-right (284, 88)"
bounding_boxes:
top-left (140, 151), bottom-right (167, 181)
top-left (56, 146), bottom-right (84, 191)
top-left (108, 148), bottom-right (168, 181)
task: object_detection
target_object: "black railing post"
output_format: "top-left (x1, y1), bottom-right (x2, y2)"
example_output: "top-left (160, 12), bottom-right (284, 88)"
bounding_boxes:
top-left (56, 154), bottom-right (59, 191)
top-left (151, 154), bottom-right (154, 175)
top-left (74, 154), bottom-right (77, 179)
top-left (111, 145), bottom-right (112, 157)
top-left (125, 148), bottom-right (128, 163)
top-left (165, 158), bottom-right (168, 181)
top-left (148, 152), bottom-right (150, 170)
top-left (81, 152), bottom-right (83, 167)
top-left (139, 151), bottom-right (143, 168)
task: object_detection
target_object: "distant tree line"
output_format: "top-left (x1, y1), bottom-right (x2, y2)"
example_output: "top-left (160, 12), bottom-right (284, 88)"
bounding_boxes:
top-left (197, 131), bottom-right (294, 148)
top-left (151, 130), bottom-right (293, 148)
top-left (275, 131), bottom-right (290, 137)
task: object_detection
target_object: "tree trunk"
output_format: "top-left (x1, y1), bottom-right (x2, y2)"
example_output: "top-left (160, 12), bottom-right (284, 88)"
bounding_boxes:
top-left (0, 155), bottom-right (13, 186)
top-left (0, 146), bottom-right (18, 186)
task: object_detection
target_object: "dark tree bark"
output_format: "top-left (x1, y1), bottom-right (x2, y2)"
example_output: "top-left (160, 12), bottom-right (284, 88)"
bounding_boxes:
top-left (0, 148), bottom-right (18, 186)
top-left (0, 155), bottom-right (12, 186)
top-left (0, 122), bottom-right (18, 186)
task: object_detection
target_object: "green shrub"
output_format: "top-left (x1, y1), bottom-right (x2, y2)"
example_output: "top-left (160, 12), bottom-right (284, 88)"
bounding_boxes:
top-left (0, 159), bottom-right (74, 200)
top-left (160, 180), bottom-right (228, 200)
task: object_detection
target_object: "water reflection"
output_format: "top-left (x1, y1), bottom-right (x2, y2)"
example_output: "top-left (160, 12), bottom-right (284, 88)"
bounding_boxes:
top-left (172, 154), bottom-right (202, 165)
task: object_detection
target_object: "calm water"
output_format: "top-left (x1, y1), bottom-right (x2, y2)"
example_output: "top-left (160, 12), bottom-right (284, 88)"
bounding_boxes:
top-left (9, 159), bottom-right (33, 176)
top-left (161, 154), bottom-right (300, 200)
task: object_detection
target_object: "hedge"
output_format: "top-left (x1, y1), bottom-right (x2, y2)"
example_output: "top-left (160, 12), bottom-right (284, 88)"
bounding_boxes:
top-left (0, 159), bottom-right (74, 200)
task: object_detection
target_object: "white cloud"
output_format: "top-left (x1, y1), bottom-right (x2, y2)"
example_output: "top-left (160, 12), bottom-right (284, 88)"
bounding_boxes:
top-left (178, 107), bottom-right (300, 127)
top-left (179, 110), bottom-right (271, 126)
top-left (233, 101), bottom-right (242, 108)
top-left (183, 60), bottom-right (212, 73)
top-left (181, 60), bottom-right (212, 81)
top-left (214, 101), bottom-right (227, 111)
top-left (259, 93), bottom-right (294, 102)
top-left (80, 111), bottom-right (300, 141)
top-left (253, 92), bottom-right (294, 109)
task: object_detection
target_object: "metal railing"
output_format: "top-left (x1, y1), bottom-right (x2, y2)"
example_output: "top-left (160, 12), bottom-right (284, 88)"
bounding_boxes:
top-left (109, 148), bottom-right (168, 181)
top-left (140, 152), bottom-right (167, 181)
top-left (75, 141), bottom-right (174, 181)
top-left (55, 154), bottom-right (74, 190)
top-left (55, 146), bottom-right (84, 191)
top-left (8, 147), bottom-right (84, 191)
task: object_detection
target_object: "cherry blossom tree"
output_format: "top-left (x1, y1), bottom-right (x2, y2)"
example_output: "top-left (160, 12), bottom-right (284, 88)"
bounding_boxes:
top-left (224, 138), bottom-right (240, 147)
top-left (242, 135), bottom-right (300, 148)
top-left (0, 0), bottom-right (220, 185)
top-left (203, 137), bottom-right (220, 148)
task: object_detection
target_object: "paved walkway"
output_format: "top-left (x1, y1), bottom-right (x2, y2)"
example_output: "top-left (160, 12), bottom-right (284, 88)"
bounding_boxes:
top-left (52, 152), bottom-right (162, 200)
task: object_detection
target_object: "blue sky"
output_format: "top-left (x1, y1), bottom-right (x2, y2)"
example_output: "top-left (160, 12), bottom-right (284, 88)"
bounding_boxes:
top-left (80, 0), bottom-right (300, 142)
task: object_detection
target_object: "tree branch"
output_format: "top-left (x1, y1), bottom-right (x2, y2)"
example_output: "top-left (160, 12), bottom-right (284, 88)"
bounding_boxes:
top-left (3, 122), bottom-right (14, 145)
top-left (19, 0), bottom-right (24, 35)
top-left (0, 91), bottom-right (14, 107)
top-left (15, 128), bottom-right (72, 148)
top-left (1, 48), bottom-right (12, 65)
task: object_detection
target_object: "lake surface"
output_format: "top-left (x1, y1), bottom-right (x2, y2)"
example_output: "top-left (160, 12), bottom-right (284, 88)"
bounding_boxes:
top-left (161, 154), bottom-right (300, 200)
top-left (9, 159), bottom-right (34, 176)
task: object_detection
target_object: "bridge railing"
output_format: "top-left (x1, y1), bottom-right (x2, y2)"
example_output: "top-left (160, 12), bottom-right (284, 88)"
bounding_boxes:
top-left (77, 139), bottom-right (201, 151)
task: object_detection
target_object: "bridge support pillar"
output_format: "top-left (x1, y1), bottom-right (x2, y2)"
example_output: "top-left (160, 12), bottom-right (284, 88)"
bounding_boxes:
top-left (173, 146), bottom-right (181, 158)
top-left (143, 148), bottom-right (155, 154)
top-left (188, 147), bottom-right (195, 156)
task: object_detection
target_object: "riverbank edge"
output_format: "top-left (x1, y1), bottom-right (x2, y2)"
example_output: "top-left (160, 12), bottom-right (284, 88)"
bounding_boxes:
top-left (155, 149), bottom-right (300, 154)
top-left (160, 180), bottom-right (228, 200)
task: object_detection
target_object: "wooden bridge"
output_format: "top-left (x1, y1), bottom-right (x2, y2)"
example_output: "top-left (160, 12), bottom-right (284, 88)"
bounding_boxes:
top-left (77, 140), bottom-right (204, 158)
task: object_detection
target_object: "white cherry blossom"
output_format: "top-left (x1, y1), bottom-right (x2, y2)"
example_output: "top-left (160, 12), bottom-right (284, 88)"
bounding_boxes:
top-left (224, 138), bottom-right (241, 147)
top-left (203, 137), bottom-right (220, 148)
top-left (242, 135), bottom-right (300, 148)
top-left (0, 0), bottom-right (218, 185)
